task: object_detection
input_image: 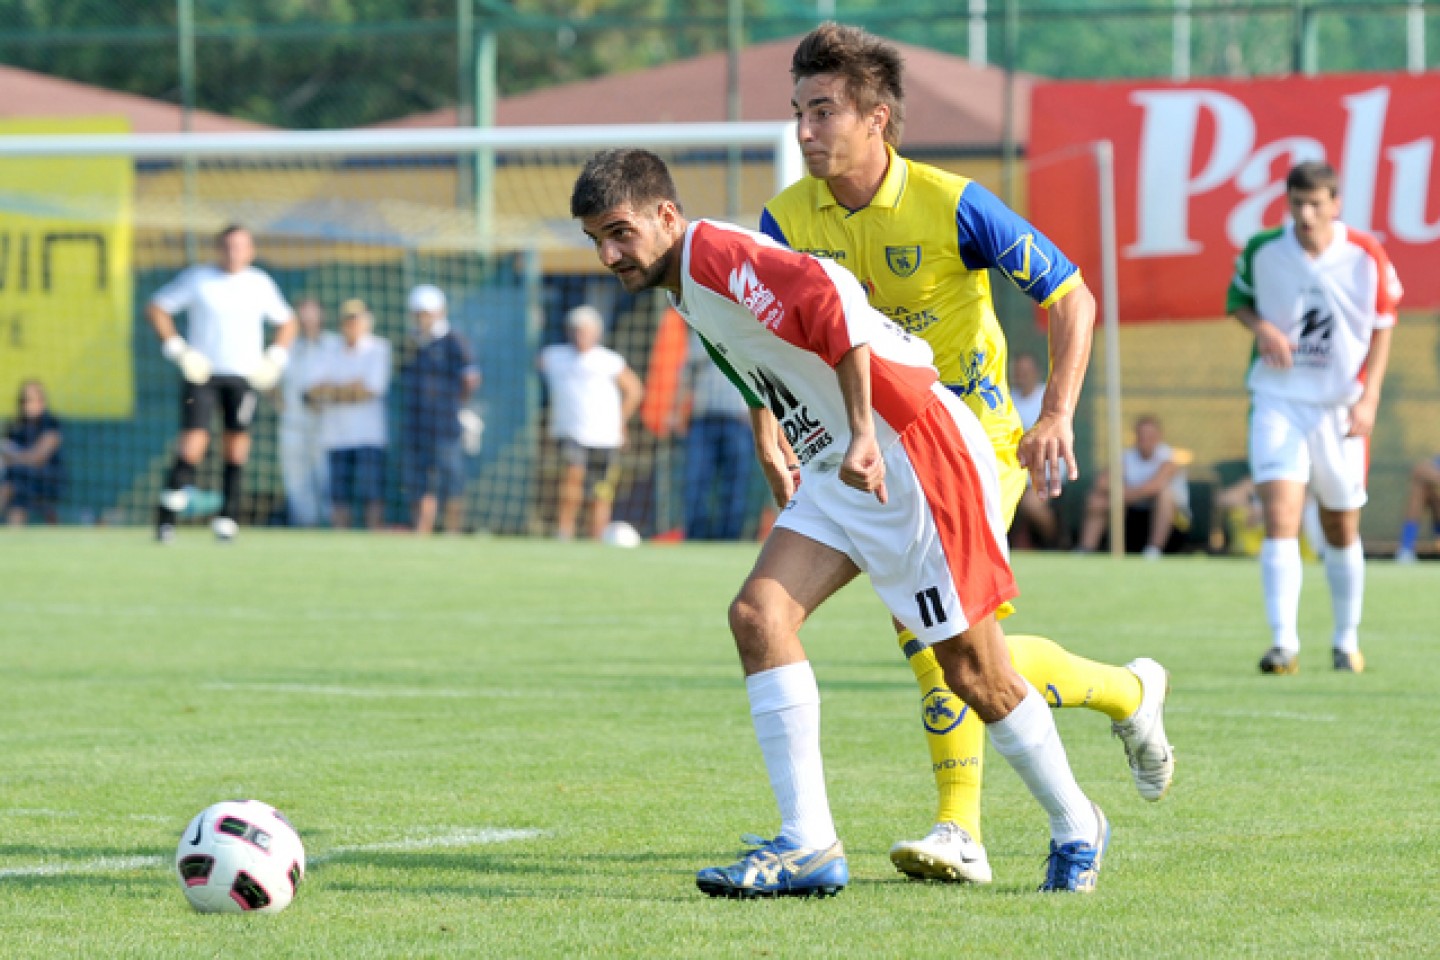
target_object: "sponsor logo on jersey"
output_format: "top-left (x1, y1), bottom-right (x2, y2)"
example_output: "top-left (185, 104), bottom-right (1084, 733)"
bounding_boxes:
top-left (746, 365), bottom-right (835, 465)
top-left (1295, 291), bottom-right (1335, 367)
top-left (728, 261), bottom-right (784, 330)
top-left (885, 244), bottom-right (923, 278)
top-left (921, 686), bottom-right (968, 734)
top-left (800, 247), bottom-right (847, 262)
top-left (998, 233), bottom-right (1053, 294)
top-left (878, 304), bottom-right (940, 334)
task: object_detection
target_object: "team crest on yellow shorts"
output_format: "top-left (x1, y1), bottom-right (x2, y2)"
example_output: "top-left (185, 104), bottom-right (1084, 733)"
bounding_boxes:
top-left (921, 686), bottom-right (968, 734)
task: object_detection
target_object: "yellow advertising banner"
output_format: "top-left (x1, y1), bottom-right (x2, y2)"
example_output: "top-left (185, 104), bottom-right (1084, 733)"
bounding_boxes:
top-left (0, 117), bottom-right (134, 418)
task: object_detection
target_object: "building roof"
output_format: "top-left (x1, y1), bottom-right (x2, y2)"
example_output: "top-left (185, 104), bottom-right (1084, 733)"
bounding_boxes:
top-left (0, 64), bottom-right (270, 133)
top-left (373, 35), bottom-right (1033, 149)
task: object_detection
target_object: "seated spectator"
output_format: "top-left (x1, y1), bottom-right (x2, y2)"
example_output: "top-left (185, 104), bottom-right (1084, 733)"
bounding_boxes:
top-left (1396, 453), bottom-right (1440, 563)
top-left (306, 299), bottom-right (391, 530)
top-left (1078, 414), bottom-right (1191, 559)
top-left (1008, 351), bottom-right (1061, 549)
top-left (0, 380), bottom-right (64, 525)
top-left (1208, 471), bottom-right (1262, 556)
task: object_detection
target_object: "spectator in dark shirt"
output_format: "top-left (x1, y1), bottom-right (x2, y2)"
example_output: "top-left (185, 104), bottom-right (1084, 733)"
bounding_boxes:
top-left (399, 285), bottom-right (481, 534)
top-left (0, 380), bottom-right (64, 525)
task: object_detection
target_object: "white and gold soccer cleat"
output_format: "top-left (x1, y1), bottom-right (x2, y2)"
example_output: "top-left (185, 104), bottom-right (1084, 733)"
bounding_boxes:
top-left (1112, 657), bottom-right (1175, 802)
top-left (889, 821), bottom-right (992, 884)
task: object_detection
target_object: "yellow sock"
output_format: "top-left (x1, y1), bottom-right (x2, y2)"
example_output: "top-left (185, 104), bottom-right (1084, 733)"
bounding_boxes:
top-left (1007, 633), bottom-right (1142, 722)
top-left (897, 629), bottom-right (985, 841)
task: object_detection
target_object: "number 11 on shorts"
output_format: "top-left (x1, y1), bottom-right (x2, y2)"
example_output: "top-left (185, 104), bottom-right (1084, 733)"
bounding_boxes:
top-left (915, 586), bottom-right (947, 629)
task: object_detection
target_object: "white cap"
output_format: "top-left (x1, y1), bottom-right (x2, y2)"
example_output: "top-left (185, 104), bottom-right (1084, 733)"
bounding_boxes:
top-left (407, 284), bottom-right (447, 314)
top-left (566, 304), bottom-right (604, 331)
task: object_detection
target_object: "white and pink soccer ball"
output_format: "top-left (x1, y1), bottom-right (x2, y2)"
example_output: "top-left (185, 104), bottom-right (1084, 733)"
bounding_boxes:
top-left (175, 800), bottom-right (305, 914)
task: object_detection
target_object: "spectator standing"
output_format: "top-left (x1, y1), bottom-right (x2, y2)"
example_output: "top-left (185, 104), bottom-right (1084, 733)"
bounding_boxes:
top-left (682, 330), bottom-right (755, 540)
top-left (0, 380), bottom-right (64, 525)
top-left (306, 299), bottom-right (390, 530)
top-left (399, 284), bottom-right (481, 535)
top-left (537, 305), bottom-right (644, 540)
top-left (1227, 161), bottom-right (1400, 674)
top-left (278, 298), bottom-right (340, 527)
top-left (1077, 415), bottom-right (1190, 558)
top-left (147, 224), bottom-right (296, 542)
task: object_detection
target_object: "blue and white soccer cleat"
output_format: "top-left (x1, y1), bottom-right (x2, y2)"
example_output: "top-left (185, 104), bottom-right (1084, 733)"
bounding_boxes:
top-left (696, 834), bottom-right (848, 899)
top-left (1039, 804), bottom-right (1109, 893)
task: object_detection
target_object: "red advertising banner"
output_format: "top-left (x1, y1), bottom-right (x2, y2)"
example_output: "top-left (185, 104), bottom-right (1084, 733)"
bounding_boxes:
top-left (1029, 73), bottom-right (1440, 321)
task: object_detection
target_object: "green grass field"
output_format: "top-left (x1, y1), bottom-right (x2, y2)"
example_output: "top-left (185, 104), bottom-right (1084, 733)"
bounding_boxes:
top-left (1, 529), bottom-right (1436, 958)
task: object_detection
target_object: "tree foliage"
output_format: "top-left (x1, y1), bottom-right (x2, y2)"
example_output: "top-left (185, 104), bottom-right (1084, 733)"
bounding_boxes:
top-left (0, 0), bottom-right (1432, 128)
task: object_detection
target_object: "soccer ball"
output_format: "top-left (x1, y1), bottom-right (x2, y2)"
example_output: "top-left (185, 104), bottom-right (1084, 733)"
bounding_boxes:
top-left (175, 800), bottom-right (306, 914)
top-left (600, 520), bottom-right (642, 548)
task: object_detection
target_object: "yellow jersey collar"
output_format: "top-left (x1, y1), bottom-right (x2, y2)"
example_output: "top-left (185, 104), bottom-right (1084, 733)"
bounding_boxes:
top-left (817, 144), bottom-right (906, 213)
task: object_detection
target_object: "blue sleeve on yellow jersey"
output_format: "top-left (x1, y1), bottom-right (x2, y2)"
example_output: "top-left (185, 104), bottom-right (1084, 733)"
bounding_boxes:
top-left (954, 181), bottom-right (1079, 305)
top-left (759, 209), bottom-right (789, 247)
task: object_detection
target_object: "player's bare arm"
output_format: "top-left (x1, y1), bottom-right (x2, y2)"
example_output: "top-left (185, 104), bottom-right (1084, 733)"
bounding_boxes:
top-left (1021, 283), bottom-right (1096, 498)
top-left (1234, 304), bottom-right (1294, 369)
top-left (272, 314), bottom-right (299, 350)
top-left (835, 345), bottom-right (887, 505)
top-left (1348, 325), bottom-right (1393, 438)
top-left (146, 302), bottom-right (179, 342)
top-left (751, 407), bottom-right (796, 508)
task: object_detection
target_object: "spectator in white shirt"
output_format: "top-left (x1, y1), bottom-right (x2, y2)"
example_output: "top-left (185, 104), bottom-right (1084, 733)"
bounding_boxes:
top-left (279, 298), bottom-right (341, 527)
top-left (537, 305), bottom-right (644, 540)
top-left (1078, 414), bottom-right (1191, 559)
top-left (305, 299), bottom-right (391, 530)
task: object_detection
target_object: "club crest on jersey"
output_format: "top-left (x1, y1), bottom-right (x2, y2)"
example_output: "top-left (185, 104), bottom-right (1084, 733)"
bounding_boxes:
top-left (921, 687), bottom-right (967, 734)
top-left (728, 261), bottom-right (784, 330)
top-left (885, 245), bottom-right (922, 278)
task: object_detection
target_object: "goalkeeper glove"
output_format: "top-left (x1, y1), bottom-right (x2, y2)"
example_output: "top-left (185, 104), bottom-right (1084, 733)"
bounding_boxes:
top-left (248, 344), bottom-right (289, 391)
top-left (162, 336), bottom-right (212, 385)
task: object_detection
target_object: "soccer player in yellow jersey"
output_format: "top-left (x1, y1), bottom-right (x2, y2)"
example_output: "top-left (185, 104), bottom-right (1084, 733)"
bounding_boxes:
top-left (758, 23), bottom-right (1175, 883)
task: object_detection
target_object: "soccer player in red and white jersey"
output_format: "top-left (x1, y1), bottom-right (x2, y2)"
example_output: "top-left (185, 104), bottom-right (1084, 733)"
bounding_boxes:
top-left (1227, 161), bottom-right (1401, 675)
top-left (572, 149), bottom-right (1108, 898)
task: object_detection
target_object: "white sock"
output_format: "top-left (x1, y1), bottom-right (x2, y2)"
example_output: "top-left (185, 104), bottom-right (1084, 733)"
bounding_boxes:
top-left (746, 662), bottom-right (836, 849)
top-left (1260, 538), bottom-right (1303, 652)
top-left (986, 685), bottom-right (1097, 845)
top-left (1324, 540), bottom-right (1364, 654)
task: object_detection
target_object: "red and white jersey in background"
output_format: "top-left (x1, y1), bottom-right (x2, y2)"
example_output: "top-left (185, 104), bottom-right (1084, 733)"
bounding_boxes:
top-left (1228, 222), bottom-right (1402, 406)
top-left (670, 219), bottom-right (939, 469)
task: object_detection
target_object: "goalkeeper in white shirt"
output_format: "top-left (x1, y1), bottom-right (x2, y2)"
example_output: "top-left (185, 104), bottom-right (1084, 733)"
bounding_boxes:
top-left (146, 224), bottom-right (296, 542)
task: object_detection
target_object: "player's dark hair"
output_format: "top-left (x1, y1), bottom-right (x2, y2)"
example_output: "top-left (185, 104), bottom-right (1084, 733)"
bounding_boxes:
top-left (570, 149), bottom-right (682, 218)
top-left (215, 223), bottom-right (249, 244)
top-left (1286, 161), bottom-right (1339, 198)
top-left (791, 22), bottom-right (905, 148)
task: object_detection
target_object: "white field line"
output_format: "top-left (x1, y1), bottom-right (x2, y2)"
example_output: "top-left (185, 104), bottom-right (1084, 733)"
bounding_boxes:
top-left (200, 682), bottom-right (491, 699)
top-left (312, 828), bottom-right (545, 863)
top-left (0, 828), bottom-right (544, 880)
top-left (1168, 705), bottom-right (1338, 723)
top-left (0, 855), bottom-right (165, 878)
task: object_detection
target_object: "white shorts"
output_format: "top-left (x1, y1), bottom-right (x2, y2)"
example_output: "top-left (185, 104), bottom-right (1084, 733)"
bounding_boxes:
top-left (1248, 393), bottom-right (1368, 511)
top-left (775, 386), bottom-right (1017, 646)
